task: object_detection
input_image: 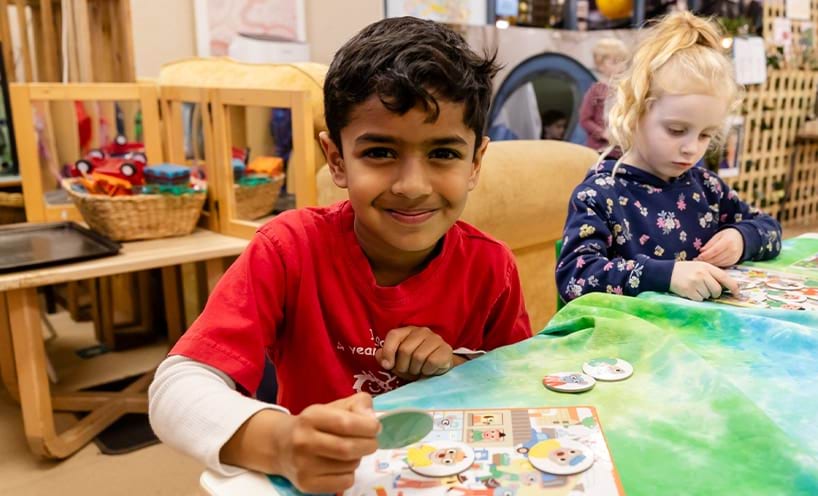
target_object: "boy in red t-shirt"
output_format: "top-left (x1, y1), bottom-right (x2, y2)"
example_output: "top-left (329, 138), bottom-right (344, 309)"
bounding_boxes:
top-left (148, 16), bottom-right (532, 493)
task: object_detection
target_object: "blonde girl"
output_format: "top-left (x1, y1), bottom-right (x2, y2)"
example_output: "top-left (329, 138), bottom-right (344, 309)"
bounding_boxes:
top-left (557, 12), bottom-right (781, 303)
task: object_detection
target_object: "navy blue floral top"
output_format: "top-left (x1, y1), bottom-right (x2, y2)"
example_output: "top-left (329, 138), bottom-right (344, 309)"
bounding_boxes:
top-left (556, 161), bottom-right (782, 302)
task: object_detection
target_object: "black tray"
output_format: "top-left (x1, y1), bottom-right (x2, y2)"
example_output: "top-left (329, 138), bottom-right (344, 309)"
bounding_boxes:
top-left (0, 222), bottom-right (121, 273)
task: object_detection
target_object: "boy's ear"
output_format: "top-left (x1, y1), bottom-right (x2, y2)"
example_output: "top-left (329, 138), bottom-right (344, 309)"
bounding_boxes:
top-left (319, 131), bottom-right (348, 189)
top-left (468, 136), bottom-right (490, 191)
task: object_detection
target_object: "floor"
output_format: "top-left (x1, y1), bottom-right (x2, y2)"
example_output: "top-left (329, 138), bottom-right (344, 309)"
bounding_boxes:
top-left (0, 310), bottom-right (204, 496)
top-left (1, 223), bottom-right (816, 495)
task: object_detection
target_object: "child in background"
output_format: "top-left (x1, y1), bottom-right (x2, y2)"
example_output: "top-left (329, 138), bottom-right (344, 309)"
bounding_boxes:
top-left (541, 109), bottom-right (568, 140)
top-left (557, 12), bottom-right (781, 304)
top-left (579, 38), bottom-right (629, 154)
top-left (149, 17), bottom-right (531, 494)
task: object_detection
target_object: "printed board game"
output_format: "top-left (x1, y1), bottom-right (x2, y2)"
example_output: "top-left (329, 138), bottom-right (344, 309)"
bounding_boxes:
top-left (270, 406), bottom-right (625, 496)
top-left (269, 406), bottom-right (623, 496)
top-left (718, 266), bottom-right (818, 310)
top-left (791, 253), bottom-right (818, 272)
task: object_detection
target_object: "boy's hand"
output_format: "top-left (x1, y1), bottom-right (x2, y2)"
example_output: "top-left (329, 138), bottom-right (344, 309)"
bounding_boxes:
top-left (375, 326), bottom-right (459, 381)
top-left (276, 393), bottom-right (380, 493)
top-left (696, 228), bottom-right (744, 267)
top-left (670, 261), bottom-right (740, 301)
top-left (221, 393), bottom-right (379, 494)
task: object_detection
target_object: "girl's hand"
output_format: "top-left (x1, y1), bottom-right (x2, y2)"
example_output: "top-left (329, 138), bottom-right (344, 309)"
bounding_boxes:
top-left (696, 228), bottom-right (744, 267)
top-left (670, 261), bottom-right (740, 301)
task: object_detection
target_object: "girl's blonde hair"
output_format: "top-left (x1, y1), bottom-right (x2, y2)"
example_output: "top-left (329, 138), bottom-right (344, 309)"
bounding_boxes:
top-left (606, 12), bottom-right (743, 158)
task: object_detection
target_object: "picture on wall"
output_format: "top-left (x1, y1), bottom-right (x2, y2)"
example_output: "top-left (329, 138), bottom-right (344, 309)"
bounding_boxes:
top-left (193, 0), bottom-right (306, 56)
top-left (384, 0), bottom-right (488, 25)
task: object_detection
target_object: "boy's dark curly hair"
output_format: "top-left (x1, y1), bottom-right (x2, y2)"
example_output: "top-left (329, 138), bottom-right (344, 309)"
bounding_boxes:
top-left (324, 17), bottom-right (499, 155)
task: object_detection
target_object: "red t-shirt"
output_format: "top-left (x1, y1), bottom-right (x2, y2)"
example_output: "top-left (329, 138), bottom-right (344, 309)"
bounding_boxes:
top-left (170, 201), bottom-right (531, 414)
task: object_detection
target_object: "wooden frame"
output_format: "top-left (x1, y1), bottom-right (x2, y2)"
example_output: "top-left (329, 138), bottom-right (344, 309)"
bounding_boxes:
top-left (211, 88), bottom-right (315, 239)
top-left (724, 2), bottom-right (818, 227)
top-left (0, 0), bottom-right (135, 83)
top-left (159, 85), bottom-right (220, 230)
top-left (9, 82), bottom-right (162, 222)
top-left (733, 70), bottom-right (818, 223)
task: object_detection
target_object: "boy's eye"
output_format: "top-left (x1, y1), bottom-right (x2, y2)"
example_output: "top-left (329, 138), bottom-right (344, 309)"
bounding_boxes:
top-left (700, 133), bottom-right (712, 140)
top-left (363, 147), bottom-right (396, 159)
top-left (667, 127), bottom-right (686, 136)
top-left (429, 148), bottom-right (462, 160)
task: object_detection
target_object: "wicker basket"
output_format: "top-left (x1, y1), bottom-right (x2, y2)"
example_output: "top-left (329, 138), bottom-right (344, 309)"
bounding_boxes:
top-left (63, 179), bottom-right (207, 241)
top-left (234, 174), bottom-right (285, 220)
top-left (0, 191), bottom-right (25, 225)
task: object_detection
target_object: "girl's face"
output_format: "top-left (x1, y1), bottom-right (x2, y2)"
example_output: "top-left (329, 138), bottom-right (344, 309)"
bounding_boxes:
top-left (626, 93), bottom-right (727, 182)
top-left (598, 55), bottom-right (627, 79)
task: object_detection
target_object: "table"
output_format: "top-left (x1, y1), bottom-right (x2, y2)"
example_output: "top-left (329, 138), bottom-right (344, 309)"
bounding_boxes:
top-left (0, 229), bottom-right (248, 459)
top-left (0, 174), bottom-right (21, 187)
top-left (202, 235), bottom-right (818, 495)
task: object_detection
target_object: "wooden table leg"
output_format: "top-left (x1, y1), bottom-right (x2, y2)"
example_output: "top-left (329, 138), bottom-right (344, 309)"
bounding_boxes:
top-left (66, 281), bottom-right (81, 321)
top-left (161, 266), bottom-right (185, 344)
top-left (136, 270), bottom-right (154, 331)
top-left (0, 293), bottom-right (20, 402)
top-left (90, 277), bottom-right (116, 350)
top-left (204, 258), bottom-right (225, 294)
top-left (193, 258), bottom-right (226, 315)
top-left (6, 287), bottom-right (126, 459)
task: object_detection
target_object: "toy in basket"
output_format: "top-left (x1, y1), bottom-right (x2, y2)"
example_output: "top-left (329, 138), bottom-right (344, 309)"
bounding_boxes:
top-left (71, 149), bottom-right (147, 196)
top-left (102, 134), bottom-right (144, 157)
top-left (234, 154), bottom-right (285, 220)
top-left (64, 150), bottom-right (206, 241)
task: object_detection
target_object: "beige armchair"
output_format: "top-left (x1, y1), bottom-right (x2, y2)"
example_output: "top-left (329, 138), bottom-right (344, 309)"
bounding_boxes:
top-left (317, 140), bottom-right (598, 330)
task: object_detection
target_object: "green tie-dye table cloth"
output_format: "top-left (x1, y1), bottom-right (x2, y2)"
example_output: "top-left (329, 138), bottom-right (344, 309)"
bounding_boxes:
top-left (746, 233), bottom-right (818, 274)
top-left (254, 236), bottom-right (818, 495)
top-left (376, 293), bottom-right (818, 495)
top-left (374, 235), bottom-right (818, 495)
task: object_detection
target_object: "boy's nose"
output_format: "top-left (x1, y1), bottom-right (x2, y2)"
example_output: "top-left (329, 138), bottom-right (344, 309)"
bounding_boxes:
top-left (391, 158), bottom-right (433, 198)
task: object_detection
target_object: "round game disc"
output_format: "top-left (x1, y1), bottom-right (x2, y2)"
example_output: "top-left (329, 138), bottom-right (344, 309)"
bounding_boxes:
top-left (778, 303), bottom-right (805, 311)
top-left (802, 288), bottom-right (818, 300)
top-left (742, 289), bottom-right (769, 303)
top-left (377, 409), bottom-right (434, 449)
top-left (766, 279), bottom-right (805, 291)
top-left (528, 439), bottom-right (595, 475)
top-left (406, 441), bottom-right (475, 477)
top-left (767, 292), bottom-right (807, 304)
top-left (542, 372), bottom-right (596, 393)
top-left (582, 358), bottom-right (633, 382)
top-left (801, 300), bottom-right (818, 311)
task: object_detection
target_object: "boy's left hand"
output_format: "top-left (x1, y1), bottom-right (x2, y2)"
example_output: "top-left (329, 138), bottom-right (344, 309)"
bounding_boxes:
top-left (375, 326), bottom-right (465, 381)
top-left (696, 228), bottom-right (744, 267)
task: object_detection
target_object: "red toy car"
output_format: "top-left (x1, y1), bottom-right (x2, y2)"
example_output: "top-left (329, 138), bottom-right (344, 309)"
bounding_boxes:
top-left (73, 149), bottom-right (147, 186)
top-left (101, 134), bottom-right (144, 157)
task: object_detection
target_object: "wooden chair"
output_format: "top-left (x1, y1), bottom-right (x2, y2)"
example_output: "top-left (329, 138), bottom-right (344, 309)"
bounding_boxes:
top-left (9, 82), bottom-right (170, 349)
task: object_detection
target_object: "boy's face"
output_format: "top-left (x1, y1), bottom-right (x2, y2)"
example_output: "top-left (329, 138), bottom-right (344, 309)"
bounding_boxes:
top-left (321, 95), bottom-right (487, 256)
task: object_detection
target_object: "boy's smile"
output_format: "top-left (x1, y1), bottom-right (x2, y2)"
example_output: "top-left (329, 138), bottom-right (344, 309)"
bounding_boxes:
top-left (321, 95), bottom-right (488, 284)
